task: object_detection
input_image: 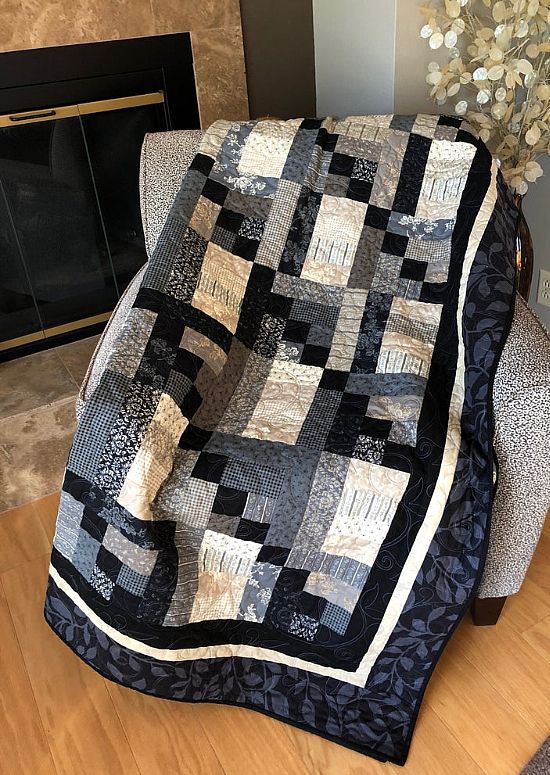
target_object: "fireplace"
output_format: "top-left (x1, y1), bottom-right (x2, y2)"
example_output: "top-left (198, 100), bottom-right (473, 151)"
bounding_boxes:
top-left (0, 34), bottom-right (199, 359)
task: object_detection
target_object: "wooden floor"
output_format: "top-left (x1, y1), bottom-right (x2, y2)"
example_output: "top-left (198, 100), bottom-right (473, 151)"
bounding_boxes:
top-left (0, 493), bottom-right (548, 775)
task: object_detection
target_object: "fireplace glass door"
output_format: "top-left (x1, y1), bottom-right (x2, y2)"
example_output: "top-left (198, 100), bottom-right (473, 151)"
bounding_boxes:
top-left (0, 92), bottom-right (167, 353)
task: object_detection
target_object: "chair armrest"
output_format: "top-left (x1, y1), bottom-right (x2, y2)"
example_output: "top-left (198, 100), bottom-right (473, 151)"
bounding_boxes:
top-left (479, 296), bottom-right (550, 597)
top-left (140, 130), bottom-right (204, 257)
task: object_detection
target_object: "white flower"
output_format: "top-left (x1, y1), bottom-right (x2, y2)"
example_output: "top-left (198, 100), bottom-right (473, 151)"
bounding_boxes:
top-left (488, 64), bottom-right (505, 80)
top-left (445, 0), bottom-right (461, 17)
top-left (473, 66), bottom-right (489, 80)
top-left (419, 0), bottom-right (549, 194)
top-left (445, 30), bottom-right (458, 47)
top-left (516, 58), bottom-right (534, 74)
top-left (491, 102), bottom-right (508, 118)
top-left (525, 124), bottom-right (541, 144)
top-left (492, 1), bottom-right (507, 22)
top-left (512, 177), bottom-right (529, 195)
top-left (525, 160), bottom-right (543, 181)
top-left (426, 70), bottom-right (443, 85)
top-left (515, 19), bottom-right (529, 37)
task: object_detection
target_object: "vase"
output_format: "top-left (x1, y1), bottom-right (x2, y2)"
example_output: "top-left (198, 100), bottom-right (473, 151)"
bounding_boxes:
top-left (514, 194), bottom-right (534, 301)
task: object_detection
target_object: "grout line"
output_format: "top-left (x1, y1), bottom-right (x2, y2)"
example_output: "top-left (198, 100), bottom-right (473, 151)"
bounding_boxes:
top-left (53, 349), bottom-right (84, 392)
top-left (0, 393), bottom-right (77, 425)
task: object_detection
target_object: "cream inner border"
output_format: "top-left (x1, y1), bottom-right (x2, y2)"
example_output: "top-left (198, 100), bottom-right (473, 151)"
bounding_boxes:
top-left (50, 152), bottom-right (499, 689)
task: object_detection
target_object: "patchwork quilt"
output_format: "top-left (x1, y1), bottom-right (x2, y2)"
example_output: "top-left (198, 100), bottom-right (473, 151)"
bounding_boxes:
top-left (44, 115), bottom-right (517, 765)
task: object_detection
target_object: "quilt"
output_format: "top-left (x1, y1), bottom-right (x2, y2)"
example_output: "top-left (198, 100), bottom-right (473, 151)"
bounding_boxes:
top-left (44, 115), bottom-right (517, 765)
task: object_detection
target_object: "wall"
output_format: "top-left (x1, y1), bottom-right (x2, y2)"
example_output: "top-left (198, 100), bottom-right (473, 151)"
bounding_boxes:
top-left (524, 158), bottom-right (550, 329)
top-left (239, 0), bottom-right (316, 119)
top-left (0, 0), bottom-right (249, 128)
top-left (312, 0), bottom-right (396, 117)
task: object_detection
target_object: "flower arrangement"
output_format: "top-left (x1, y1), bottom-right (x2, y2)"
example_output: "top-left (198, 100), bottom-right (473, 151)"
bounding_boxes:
top-left (419, 0), bottom-right (550, 194)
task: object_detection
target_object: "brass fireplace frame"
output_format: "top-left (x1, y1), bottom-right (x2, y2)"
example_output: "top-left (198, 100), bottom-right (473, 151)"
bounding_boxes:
top-left (0, 91), bottom-right (165, 354)
top-left (0, 91), bottom-right (165, 128)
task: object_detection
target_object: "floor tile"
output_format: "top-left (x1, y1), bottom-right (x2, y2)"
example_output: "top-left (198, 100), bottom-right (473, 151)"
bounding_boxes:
top-left (55, 335), bottom-right (100, 389)
top-left (0, 348), bottom-right (77, 420)
top-left (0, 398), bottom-right (75, 512)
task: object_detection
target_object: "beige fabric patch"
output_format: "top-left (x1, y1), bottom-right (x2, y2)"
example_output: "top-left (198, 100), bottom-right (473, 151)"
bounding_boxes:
top-left (379, 331), bottom-right (435, 364)
top-left (369, 130), bottom-right (410, 210)
top-left (326, 289), bottom-right (368, 371)
top-left (189, 530), bottom-right (262, 622)
top-left (333, 115), bottom-right (392, 143)
top-left (301, 196), bottom-right (367, 287)
top-left (243, 358), bottom-right (323, 444)
top-left (376, 350), bottom-right (431, 378)
top-left (416, 141), bottom-right (476, 220)
top-left (189, 571), bottom-right (249, 622)
top-left (118, 393), bottom-right (188, 520)
top-left (238, 120), bottom-right (300, 179)
top-left (199, 530), bottom-right (261, 576)
top-left (191, 243), bottom-right (252, 333)
top-left (378, 299), bottom-right (443, 378)
top-left (304, 571), bottom-right (361, 614)
top-left (411, 114), bottom-right (439, 139)
top-left (322, 459), bottom-right (410, 566)
top-left (199, 120), bottom-right (232, 161)
top-left (180, 328), bottom-right (227, 376)
top-left (189, 196), bottom-right (221, 241)
top-left (390, 297), bottom-right (443, 326)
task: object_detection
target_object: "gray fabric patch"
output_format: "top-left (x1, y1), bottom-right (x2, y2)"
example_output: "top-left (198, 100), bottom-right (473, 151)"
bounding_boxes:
top-left (108, 308), bottom-right (157, 380)
top-left (53, 491), bottom-right (84, 559)
top-left (272, 272), bottom-right (345, 306)
top-left (346, 372), bottom-right (427, 397)
top-left (238, 561), bottom-right (282, 622)
top-left (72, 530), bottom-right (101, 582)
top-left (69, 370), bottom-right (132, 480)
top-left (290, 452), bottom-right (349, 552)
top-left (103, 524), bottom-right (158, 576)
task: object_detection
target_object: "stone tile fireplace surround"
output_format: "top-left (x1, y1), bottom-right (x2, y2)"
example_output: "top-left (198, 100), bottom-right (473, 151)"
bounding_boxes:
top-left (0, 0), bottom-right (249, 128)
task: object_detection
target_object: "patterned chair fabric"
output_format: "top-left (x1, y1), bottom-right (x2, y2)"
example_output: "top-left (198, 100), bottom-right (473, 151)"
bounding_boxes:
top-left (79, 129), bottom-right (550, 600)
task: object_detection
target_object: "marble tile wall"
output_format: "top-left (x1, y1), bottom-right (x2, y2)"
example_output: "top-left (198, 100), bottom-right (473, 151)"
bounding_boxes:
top-left (0, 0), bottom-right (249, 126)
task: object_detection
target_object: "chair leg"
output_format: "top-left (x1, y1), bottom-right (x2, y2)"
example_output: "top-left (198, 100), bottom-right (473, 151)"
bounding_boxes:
top-left (471, 596), bottom-right (508, 626)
